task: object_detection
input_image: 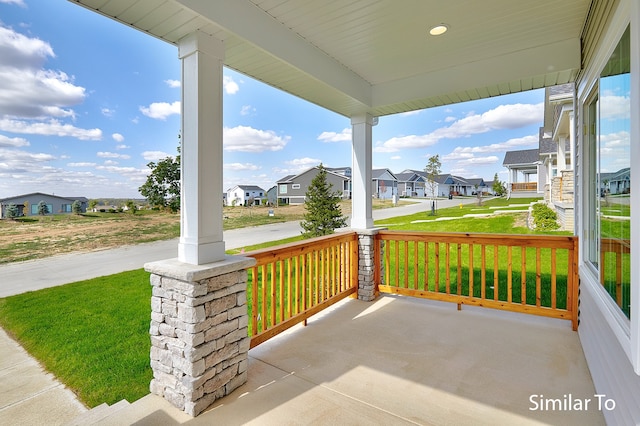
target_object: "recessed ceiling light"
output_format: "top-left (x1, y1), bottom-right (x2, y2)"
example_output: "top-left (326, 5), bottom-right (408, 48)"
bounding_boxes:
top-left (429, 24), bottom-right (449, 36)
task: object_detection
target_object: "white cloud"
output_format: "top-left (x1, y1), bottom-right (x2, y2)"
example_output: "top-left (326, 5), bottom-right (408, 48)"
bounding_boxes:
top-left (318, 128), bottom-right (351, 143)
top-left (112, 133), bottom-right (124, 142)
top-left (115, 144), bottom-right (129, 150)
top-left (0, 118), bottom-right (102, 140)
top-left (0, 0), bottom-right (26, 6)
top-left (101, 108), bottom-right (115, 117)
top-left (224, 125), bottom-right (289, 152)
top-left (164, 79), bottom-right (181, 88)
top-left (139, 101), bottom-right (180, 120)
top-left (103, 160), bottom-right (118, 166)
top-left (141, 151), bottom-right (172, 161)
top-left (240, 105), bottom-right (255, 116)
top-left (97, 151), bottom-right (130, 160)
top-left (0, 134), bottom-right (29, 147)
top-left (96, 164), bottom-right (149, 180)
top-left (223, 75), bottom-right (239, 94)
top-left (455, 155), bottom-right (500, 166)
top-left (68, 162), bottom-right (96, 167)
top-left (0, 27), bottom-right (88, 119)
top-left (400, 110), bottom-right (421, 116)
top-left (444, 116), bottom-right (456, 122)
top-left (375, 103), bottom-right (543, 152)
top-left (390, 155), bottom-right (401, 160)
top-left (224, 162), bottom-right (260, 171)
top-left (272, 157), bottom-right (322, 176)
top-left (600, 93), bottom-right (630, 120)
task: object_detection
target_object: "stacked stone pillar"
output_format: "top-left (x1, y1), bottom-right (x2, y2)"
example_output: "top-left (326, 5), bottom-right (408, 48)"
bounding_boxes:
top-left (357, 229), bottom-right (384, 301)
top-left (145, 256), bottom-right (256, 416)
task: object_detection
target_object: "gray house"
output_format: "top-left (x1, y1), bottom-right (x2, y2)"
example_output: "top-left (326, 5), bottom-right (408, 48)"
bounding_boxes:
top-left (371, 168), bottom-right (398, 199)
top-left (395, 171), bottom-right (426, 197)
top-left (502, 149), bottom-right (542, 195)
top-left (277, 166), bottom-right (351, 205)
top-left (0, 192), bottom-right (88, 218)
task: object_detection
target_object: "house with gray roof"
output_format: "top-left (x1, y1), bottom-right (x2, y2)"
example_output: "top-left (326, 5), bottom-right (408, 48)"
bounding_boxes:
top-left (0, 192), bottom-right (88, 218)
top-left (226, 185), bottom-right (266, 206)
top-left (371, 168), bottom-right (397, 199)
top-left (276, 166), bottom-right (350, 205)
top-left (502, 148), bottom-right (542, 195)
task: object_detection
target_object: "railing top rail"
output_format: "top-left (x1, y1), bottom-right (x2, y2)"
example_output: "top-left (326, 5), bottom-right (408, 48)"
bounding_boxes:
top-left (376, 230), bottom-right (577, 249)
top-left (244, 231), bottom-right (358, 264)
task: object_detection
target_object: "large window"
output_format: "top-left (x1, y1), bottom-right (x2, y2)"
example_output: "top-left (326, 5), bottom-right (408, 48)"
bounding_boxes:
top-left (586, 26), bottom-right (631, 318)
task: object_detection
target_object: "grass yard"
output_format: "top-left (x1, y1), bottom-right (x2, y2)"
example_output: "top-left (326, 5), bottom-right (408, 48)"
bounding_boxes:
top-left (0, 269), bottom-right (152, 407)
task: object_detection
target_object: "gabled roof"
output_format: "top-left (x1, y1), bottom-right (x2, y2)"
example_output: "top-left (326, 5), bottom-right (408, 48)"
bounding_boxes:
top-left (395, 172), bottom-right (424, 183)
top-left (503, 149), bottom-right (540, 166)
top-left (466, 178), bottom-right (486, 187)
top-left (538, 127), bottom-right (556, 155)
top-left (228, 185), bottom-right (265, 192)
top-left (0, 192), bottom-right (86, 203)
top-left (372, 168), bottom-right (397, 180)
top-left (276, 166), bottom-right (350, 185)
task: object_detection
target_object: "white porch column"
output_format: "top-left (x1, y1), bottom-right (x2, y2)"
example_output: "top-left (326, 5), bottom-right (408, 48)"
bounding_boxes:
top-left (558, 137), bottom-right (568, 171)
top-left (568, 111), bottom-right (575, 170)
top-left (350, 113), bottom-right (375, 229)
top-left (178, 31), bottom-right (225, 265)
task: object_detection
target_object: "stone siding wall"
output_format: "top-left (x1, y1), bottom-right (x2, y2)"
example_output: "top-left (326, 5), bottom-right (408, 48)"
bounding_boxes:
top-left (357, 229), bottom-right (384, 301)
top-left (146, 257), bottom-right (254, 416)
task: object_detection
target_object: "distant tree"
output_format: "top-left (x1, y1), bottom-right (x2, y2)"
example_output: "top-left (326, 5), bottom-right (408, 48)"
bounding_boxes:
top-left (424, 154), bottom-right (441, 199)
top-left (37, 200), bottom-right (49, 216)
top-left (492, 173), bottom-right (507, 197)
top-left (5, 203), bottom-right (19, 220)
top-left (139, 149), bottom-right (180, 212)
top-left (300, 164), bottom-right (347, 238)
top-left (126, 200), bottom-right (137, 214)
top-left (72, 200), bottom-right (82, 215)
top-left (88, 199), bottom-right (98, 211)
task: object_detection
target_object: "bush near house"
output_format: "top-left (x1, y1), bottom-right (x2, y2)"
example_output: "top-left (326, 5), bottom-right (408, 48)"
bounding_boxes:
top-left (531, 203), bottom-right (560, 230)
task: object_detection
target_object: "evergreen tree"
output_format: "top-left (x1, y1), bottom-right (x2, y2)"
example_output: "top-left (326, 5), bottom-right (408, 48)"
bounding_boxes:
top-left (5, 203), bottom-right (19, 220)
top-left (492, 173), bottom-right (507, 197)
top-left (300, 164), bottom-right (347, 237)
top-left (37, 200), bottom-right (49, 216)
top-left (72, 200), bottom-right (82, 215)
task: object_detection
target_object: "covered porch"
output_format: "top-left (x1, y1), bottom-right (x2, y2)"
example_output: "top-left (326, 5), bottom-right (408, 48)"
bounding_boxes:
top-left (86, 294), bottom-right (603, 425)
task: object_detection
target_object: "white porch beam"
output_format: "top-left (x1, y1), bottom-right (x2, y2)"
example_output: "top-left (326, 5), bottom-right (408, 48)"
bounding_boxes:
top-left (178, 31), bottom-right (226, 265)
top-left (373, 38), bottom-right (581, 108)
top-left (350, 113), bottom-right (375, 229)
top-left (175, 0), bottom-right (372, 109)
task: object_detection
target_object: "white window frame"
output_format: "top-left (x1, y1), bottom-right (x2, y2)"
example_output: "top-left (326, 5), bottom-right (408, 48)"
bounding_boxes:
top-left (578, 1), bottom-right (639, 373)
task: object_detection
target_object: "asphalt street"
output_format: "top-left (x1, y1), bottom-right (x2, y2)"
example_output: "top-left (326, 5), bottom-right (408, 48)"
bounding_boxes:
top-left (0, 197), bottom-right (478, 297)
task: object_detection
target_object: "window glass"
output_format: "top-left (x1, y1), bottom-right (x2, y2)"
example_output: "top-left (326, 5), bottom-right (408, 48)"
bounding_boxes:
top-left (588, 26), bottom-right (631, 318)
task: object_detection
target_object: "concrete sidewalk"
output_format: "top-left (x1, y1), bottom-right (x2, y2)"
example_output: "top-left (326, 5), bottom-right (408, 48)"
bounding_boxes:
top-left (0, 327), bottom-right (86, 425)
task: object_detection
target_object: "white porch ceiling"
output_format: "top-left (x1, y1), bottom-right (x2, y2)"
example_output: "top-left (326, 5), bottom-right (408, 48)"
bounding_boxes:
top-left (69, 0), bottom-right (591, 117)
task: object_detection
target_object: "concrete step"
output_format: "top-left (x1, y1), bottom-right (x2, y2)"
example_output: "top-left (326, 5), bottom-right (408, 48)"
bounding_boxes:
top-left (92, 394), bottom-right (192, 425)
top-left (65, 400), bottom-right (129, 425)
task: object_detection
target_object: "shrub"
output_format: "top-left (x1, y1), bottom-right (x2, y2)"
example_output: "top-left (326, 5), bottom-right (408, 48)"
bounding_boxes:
top-left (531, 203), bottom-right (559, 230)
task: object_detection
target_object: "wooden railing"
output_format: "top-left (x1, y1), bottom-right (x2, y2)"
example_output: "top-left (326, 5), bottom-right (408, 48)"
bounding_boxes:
top-left (600, 238), bottom-right (631, 314)
top-left (246, 232), bottom-right (359, 348)
top-left (511, 182), bottom-right (537, 192)
top-left (374, 231), bottom-right (579, 330)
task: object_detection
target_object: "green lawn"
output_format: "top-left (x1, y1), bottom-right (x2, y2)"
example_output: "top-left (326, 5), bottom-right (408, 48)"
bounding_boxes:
top-left (0, 270), bottom-right (152, 407)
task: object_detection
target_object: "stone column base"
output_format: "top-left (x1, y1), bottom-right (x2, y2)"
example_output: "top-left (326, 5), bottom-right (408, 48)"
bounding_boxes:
top-left (145, 256), bottom-right (256, 416)
top-left (355, 228), bottom-right (385, 301)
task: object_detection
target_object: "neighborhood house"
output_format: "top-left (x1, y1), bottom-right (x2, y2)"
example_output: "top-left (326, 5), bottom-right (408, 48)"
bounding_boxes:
top-left (0, 192), bottom-right (88, 218)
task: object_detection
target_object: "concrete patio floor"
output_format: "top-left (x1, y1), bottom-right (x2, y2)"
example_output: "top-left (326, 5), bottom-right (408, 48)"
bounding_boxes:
top-left (109, 295), bottom-right (605, 425)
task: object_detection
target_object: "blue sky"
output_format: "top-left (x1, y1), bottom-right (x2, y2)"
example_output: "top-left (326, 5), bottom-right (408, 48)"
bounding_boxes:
top-left (0, 0), bottom-right (545, 199)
